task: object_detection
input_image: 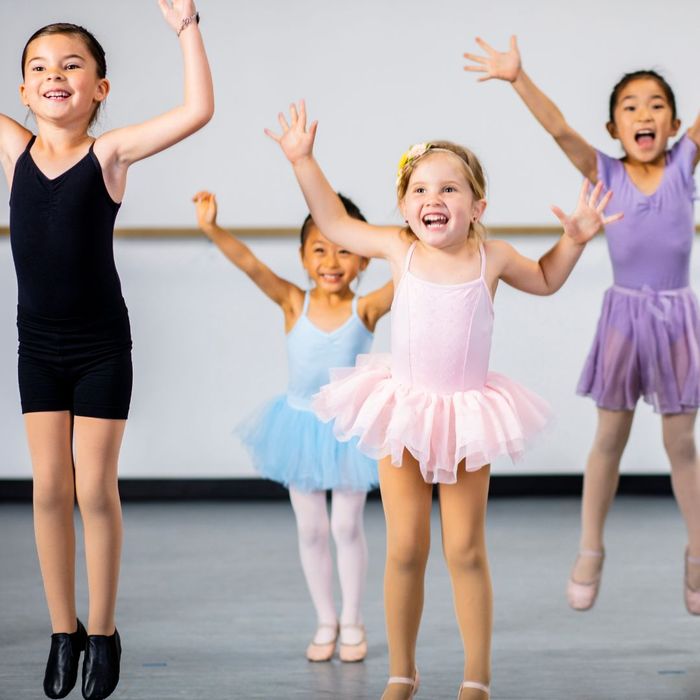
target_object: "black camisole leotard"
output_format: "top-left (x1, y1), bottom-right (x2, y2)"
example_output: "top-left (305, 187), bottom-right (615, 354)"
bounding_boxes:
top-left (9, 135), bottom-right (133, 418)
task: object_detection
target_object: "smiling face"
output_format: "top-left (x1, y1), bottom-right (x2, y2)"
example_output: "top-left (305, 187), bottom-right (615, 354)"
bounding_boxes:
top-left (400, 151), bottom-right (486, 249)
top-left (608, 78), bottom-right (680, 163)
top-left (20, 32), bottom-right (109, 129)
top-left (300, 224), bottom-right (368, 292)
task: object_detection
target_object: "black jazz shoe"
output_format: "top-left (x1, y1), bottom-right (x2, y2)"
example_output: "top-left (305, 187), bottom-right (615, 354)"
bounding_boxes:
top-left (82, 629), bottom-right (121, 700)
top-left (43, 619), bottom-right (88, 699)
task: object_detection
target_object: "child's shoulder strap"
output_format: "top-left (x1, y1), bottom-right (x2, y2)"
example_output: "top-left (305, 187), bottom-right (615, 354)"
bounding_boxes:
top-left (403, 241), bottom-right (418, 274)
top-left (302, 290), bottom-right (310, 315)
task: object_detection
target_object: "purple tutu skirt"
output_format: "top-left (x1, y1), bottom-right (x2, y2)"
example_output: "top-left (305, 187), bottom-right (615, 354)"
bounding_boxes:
top-left (577, 285), bottom-right (700, 414)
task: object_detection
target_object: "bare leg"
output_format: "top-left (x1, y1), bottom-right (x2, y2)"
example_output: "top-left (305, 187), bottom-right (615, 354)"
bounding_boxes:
top-left (73, 417), bottom-right (126, 635)
top-left (288, 488), bottom-right (337, 643)
top-left (25, 411), bottom-right (77, 633)
top-left (439, 465), bottom-right (492, 700)
top-left (330, 489), bottom-right (368, 644)
top-left (379, 453), bottom-right (433, 700)
top-left (662, 411), bottom-right (700, 589)
top-left (573, 408), bottom-right (634, 582)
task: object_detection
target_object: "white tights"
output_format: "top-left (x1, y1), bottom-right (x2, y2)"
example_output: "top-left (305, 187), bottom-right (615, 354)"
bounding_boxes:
top-left (289, 488), bottom-right (368, 642)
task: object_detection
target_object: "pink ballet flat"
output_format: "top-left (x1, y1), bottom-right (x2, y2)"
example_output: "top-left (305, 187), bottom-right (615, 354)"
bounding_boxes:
top-left (305, 623), bottom-right (338, 662)
top-left (383, 669), bottom-right (420, 699)
top-left (338, 624), bottom-right (367, 663)
top-left (684, 548), bottom-right (700, 615)
top-left (567, 549), bottom-right (605, 611)
top-left (457, 680), bottom-right (490, 698)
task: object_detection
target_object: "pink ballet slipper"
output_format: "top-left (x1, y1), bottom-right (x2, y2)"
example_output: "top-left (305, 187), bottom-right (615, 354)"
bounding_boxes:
top-left (685, 548), bottom-right (700, 615)
top-left (338, 624), bottom-right (367, 663)
top-left (457, 680), bottom-right (490, 698)
top-left (305, 623), bottom-right (338, 662)
top-left (383, 669), bottom-right (420, 698)
top-left (566, 549), bottom-right (605, 611)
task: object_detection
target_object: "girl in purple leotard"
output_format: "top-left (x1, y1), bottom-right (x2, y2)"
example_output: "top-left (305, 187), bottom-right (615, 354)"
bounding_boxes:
top-left (465, 37), bottom-right (700, 614)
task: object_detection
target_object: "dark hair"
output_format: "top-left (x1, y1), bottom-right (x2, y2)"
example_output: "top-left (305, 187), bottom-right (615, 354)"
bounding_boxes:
top-left (21, 23), bottom-right (107, 127)
top-left (299, 193), bottom-right (367, 250)
top-left (608, 69), bottom-right (677, 123)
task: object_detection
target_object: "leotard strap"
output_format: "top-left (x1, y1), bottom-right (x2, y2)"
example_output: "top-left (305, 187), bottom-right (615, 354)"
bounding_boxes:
top-left (351, 294), bottom-right (359, 315)
top-left (479, 243), bottom-right (487, 279)
top-left (302, 291), bottom-right (310, 315)
top-left (403, 242), bottom-right (418, 274)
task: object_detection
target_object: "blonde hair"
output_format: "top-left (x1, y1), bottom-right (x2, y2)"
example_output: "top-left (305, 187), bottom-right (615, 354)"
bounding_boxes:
top-left (396, 141), bottom-right (487, 243)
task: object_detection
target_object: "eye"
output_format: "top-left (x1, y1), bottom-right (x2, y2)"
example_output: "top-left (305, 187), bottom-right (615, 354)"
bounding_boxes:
top-left (65, 63), bottom-right (81, 70)
top-left (443, 186), bottom-right (456, 193)
top-left (651, 103), bottom-right (666, 110)
top-left (413, 186), bottom-right (425, 194)
top-left (623, 105), bottom-right (635, 112)
top-left (339, 250), bottom-right (350, 256)
top-left (313, 247), bottom-right (324, 254)
top-left (32, 66), bottom-right (45, 72)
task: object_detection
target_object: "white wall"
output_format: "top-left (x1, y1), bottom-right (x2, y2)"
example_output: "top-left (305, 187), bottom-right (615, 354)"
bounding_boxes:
top-left (0, 0), bottom-right (699, 477)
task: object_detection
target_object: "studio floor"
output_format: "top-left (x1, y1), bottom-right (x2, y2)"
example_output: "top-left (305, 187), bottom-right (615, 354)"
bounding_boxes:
top-left (1, 496), bottom-right (699, 700)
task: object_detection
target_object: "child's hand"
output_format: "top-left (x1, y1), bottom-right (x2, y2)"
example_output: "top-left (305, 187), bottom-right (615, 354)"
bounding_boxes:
top-left (551, 180), bottom-right (623, 245)
top-left (192, 190), bottom-right (218, 231)
top-left (463, 36), bottom-right (521, 83)
top-left (157, 0), bottom-right (198, 34)
top-left (265, 100), bottom-right (318, 166)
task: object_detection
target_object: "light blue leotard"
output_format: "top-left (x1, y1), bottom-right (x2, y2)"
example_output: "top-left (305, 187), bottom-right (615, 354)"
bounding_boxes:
top-left (238, 292), bottom-right (378, 492)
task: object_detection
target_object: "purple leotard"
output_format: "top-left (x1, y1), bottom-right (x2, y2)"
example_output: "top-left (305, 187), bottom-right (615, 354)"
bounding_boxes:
top-left (578, 134), bottom-right (700, 414)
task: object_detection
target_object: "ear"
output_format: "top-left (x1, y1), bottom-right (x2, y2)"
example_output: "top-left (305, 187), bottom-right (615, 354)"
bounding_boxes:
top-left (670, 118), bottom-right (682, 137)
top-left (95, 77), bottom-right (110, 103)
top-left (606, 121), bottom-right (618, 139)
top-left (359, 256), bottom-right (369, 272)
top-left (399, 198), bottom-right (407, 223)
top-left (19, 83), bottom-right (29, 107)
top-left (472, 198), bottom-right (487, 222)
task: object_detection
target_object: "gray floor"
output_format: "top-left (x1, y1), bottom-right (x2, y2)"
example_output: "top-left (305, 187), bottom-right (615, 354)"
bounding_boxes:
top-left (1, 497), bottom-right (700, 700)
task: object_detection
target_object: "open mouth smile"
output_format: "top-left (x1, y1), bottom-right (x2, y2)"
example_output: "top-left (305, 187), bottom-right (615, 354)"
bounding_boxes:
top-left (43, 90), bottom-right (71, 101)
top-left (634, 129), bottom-right (655, 148)
top-left (422, 213), bottom-right (449, 230)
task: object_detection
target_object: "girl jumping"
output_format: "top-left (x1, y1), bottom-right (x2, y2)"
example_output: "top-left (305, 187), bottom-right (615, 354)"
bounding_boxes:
top-left (266, 100), bottom-right (619, 699)
top-left (465, 36), bottom-right (700, 613)
top-left (0, 2), bottom-right (213, 697)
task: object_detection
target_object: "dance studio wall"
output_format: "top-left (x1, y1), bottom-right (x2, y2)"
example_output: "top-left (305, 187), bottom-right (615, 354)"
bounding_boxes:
top-left (0, 0), bottom-right (698, 478)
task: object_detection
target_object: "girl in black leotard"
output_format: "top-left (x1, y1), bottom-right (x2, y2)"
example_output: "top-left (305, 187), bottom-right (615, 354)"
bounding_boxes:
top-left (0, 3), bottom-right (213, 698)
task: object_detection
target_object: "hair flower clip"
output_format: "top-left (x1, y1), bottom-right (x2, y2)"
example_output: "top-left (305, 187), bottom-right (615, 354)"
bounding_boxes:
top-left (396, 142), bottom-right (432, 187)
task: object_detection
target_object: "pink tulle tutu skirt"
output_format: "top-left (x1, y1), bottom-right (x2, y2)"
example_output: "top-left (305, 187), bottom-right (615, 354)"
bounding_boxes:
top-left (312, 353), bottom-right (551, 484)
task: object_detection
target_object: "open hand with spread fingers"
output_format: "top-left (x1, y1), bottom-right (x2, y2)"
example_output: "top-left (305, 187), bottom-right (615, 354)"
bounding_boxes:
top-left (463, 35), bottom-right (521, 83)
top-left (264, 100), bottom-right (318, 166)
top-left (552, 180), bottom-right (623, 245)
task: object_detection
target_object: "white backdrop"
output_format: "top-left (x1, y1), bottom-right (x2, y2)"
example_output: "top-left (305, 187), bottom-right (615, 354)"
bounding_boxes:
top-left (0, 0), bottom-right (699, 477)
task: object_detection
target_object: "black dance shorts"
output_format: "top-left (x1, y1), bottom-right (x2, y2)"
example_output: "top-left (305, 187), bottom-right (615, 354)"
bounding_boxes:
top-left (17, 305), bottom-right (133, 420)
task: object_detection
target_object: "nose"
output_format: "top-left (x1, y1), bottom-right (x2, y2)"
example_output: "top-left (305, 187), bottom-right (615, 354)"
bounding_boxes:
top-left (45, 66), bottom-right (66, 81)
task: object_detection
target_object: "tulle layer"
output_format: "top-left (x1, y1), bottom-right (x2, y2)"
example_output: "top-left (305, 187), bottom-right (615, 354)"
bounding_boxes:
top-left (313, 354), bottom-right (551, 484)
top-left (578, 286), bottom-right (700, 414)
top-left (236, 395), bottom-right (379, 492)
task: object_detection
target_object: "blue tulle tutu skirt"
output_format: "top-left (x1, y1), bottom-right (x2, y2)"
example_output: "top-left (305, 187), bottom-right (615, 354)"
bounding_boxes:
top-left (236, 395), bottom-right (379, 492)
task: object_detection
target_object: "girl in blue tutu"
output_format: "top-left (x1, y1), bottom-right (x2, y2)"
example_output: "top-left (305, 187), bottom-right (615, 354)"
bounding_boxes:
top-left (193, 190), bottom-right (393, 662)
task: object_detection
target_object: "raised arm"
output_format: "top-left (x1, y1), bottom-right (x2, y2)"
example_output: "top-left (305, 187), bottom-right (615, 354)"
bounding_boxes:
top-left (688, 112), bottom-right (700, 168)
top-left (95, 0), bottom-right (214, 193)
top-left (265, 101), bottom-right (404, 262)
top-left (192, 190), bottom-right (300, 309)
top-left (0, 114), bottom-right (33, 187)
top-left (357, 279), bottom-right (394, 332)
top-left (464, 36), bottom-right (597, 181)
top-left (489, 180), bottom-right (622, 296)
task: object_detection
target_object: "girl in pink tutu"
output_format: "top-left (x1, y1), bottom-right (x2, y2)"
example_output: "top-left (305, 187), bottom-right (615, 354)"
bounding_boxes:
top-left (465, 37), bottom-right (700, 614)
top-left (266, 101), bottom-right (619, 700)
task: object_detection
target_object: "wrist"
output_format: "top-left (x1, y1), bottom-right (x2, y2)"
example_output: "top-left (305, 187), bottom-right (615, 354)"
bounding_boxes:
top-left (177, 11), bottom-right (200, 37)
top-left (291, 153), bottom-right (315, 169)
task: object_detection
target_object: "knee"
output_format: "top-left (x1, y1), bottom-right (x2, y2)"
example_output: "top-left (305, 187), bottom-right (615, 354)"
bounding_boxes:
top-left (331, 514), bottom-right (363, 546)
top-left (443, 538), bottom-right (487, 574)
top-left (76, 479), bottom-right (120, 516)
top-left (297, 518), bottom-right (330, 548)
top-left (592, 430), bottom-right (627, 460)
top-left (387, 535), bottom-right (429, 574)
top-left (33, 474), bottom-right (74, 513)
top-left (665, 430), bottom-right (697, 466)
